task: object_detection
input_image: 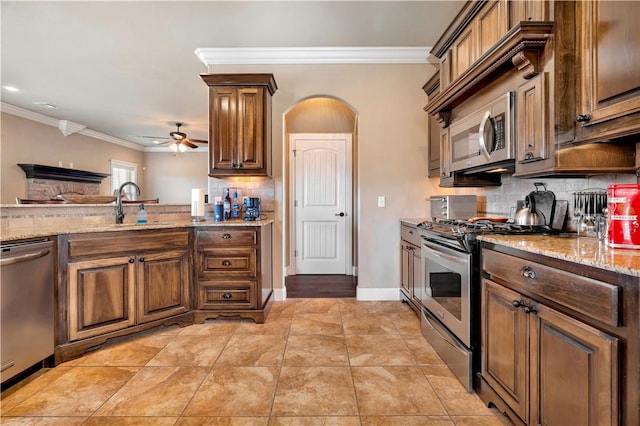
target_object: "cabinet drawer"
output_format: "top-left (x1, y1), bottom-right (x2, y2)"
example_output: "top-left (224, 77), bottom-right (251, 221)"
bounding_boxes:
top-left (197, 229), bottom-right (257, 246)
top-left (401, 225), bottom-right (422, 246)
top-left (199, 247), bottom-right (257, 278)
top-left (482, 249), bottom-right (620, 327)
top-left (68, 230), bottom-right (188, 258)
top-left (199, 282), bottom-right (256, 310)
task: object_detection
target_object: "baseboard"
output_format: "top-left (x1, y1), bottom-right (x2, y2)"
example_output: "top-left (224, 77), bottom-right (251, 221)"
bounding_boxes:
top-left (356, 287), bottom-right (401, 301)
top-left (274, 287), bottom-right (287, 301)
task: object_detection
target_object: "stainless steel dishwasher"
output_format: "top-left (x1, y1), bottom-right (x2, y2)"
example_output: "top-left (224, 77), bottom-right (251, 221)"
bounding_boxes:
top-left (1, 239), bottom-right (54, 385)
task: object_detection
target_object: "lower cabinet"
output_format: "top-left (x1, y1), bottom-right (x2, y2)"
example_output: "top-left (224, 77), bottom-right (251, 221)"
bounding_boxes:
top-left (400, 224), bottom-right (422, 314)
top-left (57, 229), bottom-right (191, 362)
top-left (481, 279), bottom-right (618, 426)
top-left (194, 224), bottom-right (273, 323)
top-left (477, 246), bottom-right (633, 426)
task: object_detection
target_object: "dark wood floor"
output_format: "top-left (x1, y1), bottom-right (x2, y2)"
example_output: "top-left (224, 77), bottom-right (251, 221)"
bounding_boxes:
top-left (285, 274), bottom-right (357, 298)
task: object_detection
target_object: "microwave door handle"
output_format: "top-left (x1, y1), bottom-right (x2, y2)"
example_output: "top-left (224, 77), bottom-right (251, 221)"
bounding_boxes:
top-left (478, 110), bottom-right (494, 161)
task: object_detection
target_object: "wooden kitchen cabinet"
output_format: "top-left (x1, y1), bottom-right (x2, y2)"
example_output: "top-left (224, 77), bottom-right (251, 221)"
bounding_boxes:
top-left (57, 229), bottom-right (191, 362)
top-left (194, 224), bottom-right (273, 323)
top-left (477, 245), bottom-right (634, 426)
top-left (516, 73), bottom-right (548, 165)
top-left (201, 74), bottom-right (277, 177)
top-left (575, 0), bottom-right (640, 144)
top-left (400, 224), bottom-right (422, 314)
top-left (423, 73), bottom-right (441, 178)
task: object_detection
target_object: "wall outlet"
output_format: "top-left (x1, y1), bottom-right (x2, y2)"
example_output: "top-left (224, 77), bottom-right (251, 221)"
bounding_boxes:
top-left (377, 196), bottom-right (386, 207)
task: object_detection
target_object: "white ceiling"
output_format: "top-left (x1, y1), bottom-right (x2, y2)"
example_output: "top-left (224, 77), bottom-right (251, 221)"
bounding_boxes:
top-left (1, 1), bottom-right (463, 150)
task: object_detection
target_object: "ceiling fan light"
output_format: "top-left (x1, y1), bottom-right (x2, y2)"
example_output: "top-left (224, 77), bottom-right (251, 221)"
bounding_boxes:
top-left (178, 143), bottom-right (187, 152)
top-left (170, 143), bottom-right (178, 152)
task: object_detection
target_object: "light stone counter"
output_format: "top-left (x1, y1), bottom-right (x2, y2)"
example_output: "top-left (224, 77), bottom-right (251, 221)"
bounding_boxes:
top-left (0, 218), bottom-right (274, 243)
top-left (479, 234), bottom-right (640, 278)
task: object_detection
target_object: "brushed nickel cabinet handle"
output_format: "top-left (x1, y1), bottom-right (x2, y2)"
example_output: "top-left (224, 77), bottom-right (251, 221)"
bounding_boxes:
top-left (222, 233), bottom-right (231, 239)
top-left (222, 260), bottom-right (231, 266)
top-left (223, 292), bottom-right (233, 299)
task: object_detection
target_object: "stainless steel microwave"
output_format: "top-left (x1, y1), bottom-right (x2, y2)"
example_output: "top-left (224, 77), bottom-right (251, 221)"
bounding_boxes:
top-left (449, 92), bottom-right (515, 173)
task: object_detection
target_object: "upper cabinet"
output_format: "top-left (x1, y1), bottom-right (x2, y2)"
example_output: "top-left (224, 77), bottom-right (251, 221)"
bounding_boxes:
top-left (575, 0), bottom-right (640, 143)
top-left (425, 0), bottom-right (639, 184)
top-left (201, 74), bottom-right (278, 178)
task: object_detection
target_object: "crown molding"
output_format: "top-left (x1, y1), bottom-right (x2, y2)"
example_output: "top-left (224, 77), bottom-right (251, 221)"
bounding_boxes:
top-left (195, 46), bottom-right (432, 65)
top-left (1, 102), bottom-right (143, 151)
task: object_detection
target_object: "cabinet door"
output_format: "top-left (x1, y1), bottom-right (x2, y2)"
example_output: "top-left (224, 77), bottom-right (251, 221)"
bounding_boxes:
top-left (439, 127), bottom-right (453, 186)
top-left (530, 303), bottom-right (620, 426)
top-left (68, 256), bottom-right (135, 341)
top-left (481, 279), bottom-right (529, 423)
top-left (452, 26), bottom-right (476, 80)
top-left (210, 86), bottom-right (238, 171)
top-left (237, 87), bottom-right (265, 171)
top-left (578, 1), bottom-right (640, 131)
top-left (428, 113), bottom-right (441, 177)
top-left (509, 0), bottom-right (547, 26)
top-left (411, 245), bottom-right (422, 305)
top-left (400, 242), bottom-right (412, 295)
top-left (136, 250), bottom-right (190, 324)
top-left (476, 0), bottom-right (508, 57)
top-left (517, 73), bottom-right (548, 163)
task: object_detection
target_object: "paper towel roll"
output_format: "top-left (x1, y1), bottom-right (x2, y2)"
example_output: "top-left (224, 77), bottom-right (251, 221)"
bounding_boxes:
top-left (191, 188), bottom-right (206, 217)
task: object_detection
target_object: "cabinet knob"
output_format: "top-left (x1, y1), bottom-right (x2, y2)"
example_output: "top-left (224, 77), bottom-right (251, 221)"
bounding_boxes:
top-left (512, 300), bottom-right (524, 308)
top-left (222, 233), bottom-right (232, 239)
top-left (139, 257), bottom-right (145, 262)
top-left (222, 260), bottom-right (231, 266)
top-left (129, 258), bottom-right (135, 263)
top-left (521, 267), bottom-right (537, 280)
top-left (576, 114), bottom-right (591, 123)
top-left (237, 163), bottom-right (243, 168)
top-left (222, 292), bottom-right (233, 299)
top-left (524, 304), bottom-right (538, 314)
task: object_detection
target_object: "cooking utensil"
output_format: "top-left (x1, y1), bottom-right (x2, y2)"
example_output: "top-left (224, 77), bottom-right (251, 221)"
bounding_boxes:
top-left (515, 194), bottom-right (545, 225)
top-left (467, 216), bottom-right (509, 223)
top-left (551, 200), bottom-right (568, 231)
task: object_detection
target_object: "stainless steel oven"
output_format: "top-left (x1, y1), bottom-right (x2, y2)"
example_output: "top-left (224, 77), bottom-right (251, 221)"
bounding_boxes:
top-left (418, 219), bottom-right (556, 392)
top-left (420, 237), bottom-right (475, 391)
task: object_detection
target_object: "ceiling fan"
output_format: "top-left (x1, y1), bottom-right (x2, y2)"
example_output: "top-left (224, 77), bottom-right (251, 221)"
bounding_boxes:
top-left (139, 122), bottom-right (207, 151)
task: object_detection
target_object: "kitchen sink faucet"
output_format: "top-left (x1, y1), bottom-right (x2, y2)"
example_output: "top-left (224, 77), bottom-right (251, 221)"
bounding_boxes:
top-left (115, 181), bottom-right (141, 224)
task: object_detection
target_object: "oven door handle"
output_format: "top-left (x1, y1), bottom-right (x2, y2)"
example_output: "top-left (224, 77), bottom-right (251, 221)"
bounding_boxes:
top-left (423, 310), bottom-right (469, 353)
top-left (423, 241), bottom-right (469, 266)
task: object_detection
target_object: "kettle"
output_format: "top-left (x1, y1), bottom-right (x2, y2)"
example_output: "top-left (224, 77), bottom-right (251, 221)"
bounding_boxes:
top-left (514, 195), bottom-right (544, 225)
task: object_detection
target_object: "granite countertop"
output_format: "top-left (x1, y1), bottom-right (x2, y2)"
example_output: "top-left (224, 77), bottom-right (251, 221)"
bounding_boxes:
top-left (1, 219), bottom-right (274, 243)
top-left (479, 234), bottom-right (640, 278)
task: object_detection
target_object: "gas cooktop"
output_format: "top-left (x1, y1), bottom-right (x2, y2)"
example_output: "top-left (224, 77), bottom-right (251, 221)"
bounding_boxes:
top-left (417, 218), bottom-right (556, 252)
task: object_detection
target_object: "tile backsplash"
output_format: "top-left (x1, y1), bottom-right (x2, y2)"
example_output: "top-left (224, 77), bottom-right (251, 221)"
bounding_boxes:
top-left (456, 173), bottom-right (637, 218)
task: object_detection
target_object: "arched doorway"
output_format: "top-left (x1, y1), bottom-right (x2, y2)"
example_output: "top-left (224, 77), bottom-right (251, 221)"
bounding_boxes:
top-left (283, 96), bottom-right (358, 298)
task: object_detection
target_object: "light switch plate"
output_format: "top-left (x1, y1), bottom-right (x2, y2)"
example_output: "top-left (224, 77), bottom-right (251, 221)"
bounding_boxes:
top-left (377, 196), bottom-right (385, 207)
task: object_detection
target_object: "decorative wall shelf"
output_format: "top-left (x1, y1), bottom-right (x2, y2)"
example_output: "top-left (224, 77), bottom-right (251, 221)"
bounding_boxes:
top-left (18, 164), bottom-right (110, 183)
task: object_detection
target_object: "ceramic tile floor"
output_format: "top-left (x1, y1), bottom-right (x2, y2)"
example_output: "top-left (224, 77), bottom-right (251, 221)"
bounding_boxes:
top-left (1, 298), bottom-right (512, 425)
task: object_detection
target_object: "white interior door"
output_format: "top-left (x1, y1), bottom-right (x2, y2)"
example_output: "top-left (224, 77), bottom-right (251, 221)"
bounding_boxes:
top-left (291, 134), bottom-right (352, 275)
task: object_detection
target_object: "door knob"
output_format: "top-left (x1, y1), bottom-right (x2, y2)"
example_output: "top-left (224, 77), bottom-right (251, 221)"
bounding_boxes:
top-left (335, 212), bottom-right (346, 217)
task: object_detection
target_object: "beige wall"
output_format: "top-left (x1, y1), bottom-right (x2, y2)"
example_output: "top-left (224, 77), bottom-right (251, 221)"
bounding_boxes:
top-left (1, 112), bottom-right (145, 203)
top-left (143, 151), bottom-right (208, 204)
top-left (207, 63), bottom-right (444, 297)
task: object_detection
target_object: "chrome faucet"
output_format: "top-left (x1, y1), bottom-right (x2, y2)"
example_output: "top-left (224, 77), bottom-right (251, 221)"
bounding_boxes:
top-left (115, 181), bottom-right (141, 224)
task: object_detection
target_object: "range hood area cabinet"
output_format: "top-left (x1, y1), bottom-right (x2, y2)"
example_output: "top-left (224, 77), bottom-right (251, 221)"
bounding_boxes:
top-left (200, 74), bottom-right (277, 178)
top-left (425, 0), bottom-right (639, 182)
top-left (515, 0), bottom-right (639, 177)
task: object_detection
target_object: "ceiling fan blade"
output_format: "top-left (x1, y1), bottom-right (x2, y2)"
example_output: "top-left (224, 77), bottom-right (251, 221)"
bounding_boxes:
top-left (183, 141), bottom-right (198, 149)
top-left (185, 138), bottom-right (208, 144)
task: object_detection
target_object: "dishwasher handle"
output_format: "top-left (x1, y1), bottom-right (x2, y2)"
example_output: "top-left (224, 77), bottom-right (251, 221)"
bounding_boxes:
top-left (0, 249), bottom-right (51, 266)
